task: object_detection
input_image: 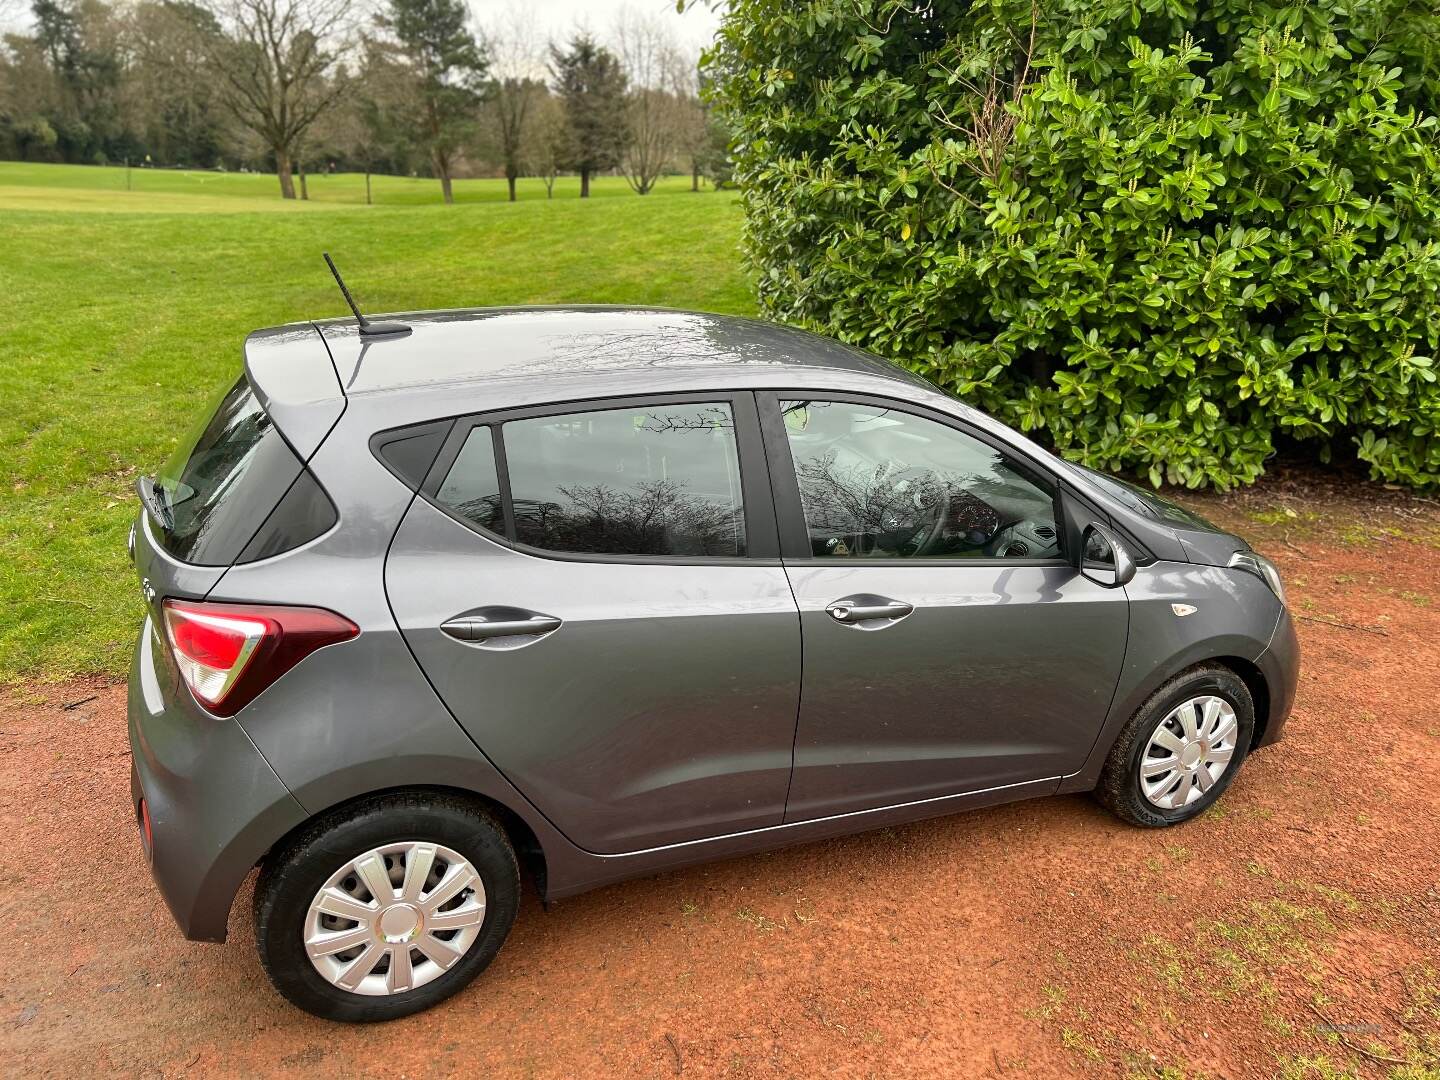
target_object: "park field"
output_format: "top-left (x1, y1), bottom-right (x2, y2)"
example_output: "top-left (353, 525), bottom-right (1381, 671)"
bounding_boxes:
top-left (0, 162), bottom-right (750, 679)
top-left (0, 160), bottom-right (707, 209)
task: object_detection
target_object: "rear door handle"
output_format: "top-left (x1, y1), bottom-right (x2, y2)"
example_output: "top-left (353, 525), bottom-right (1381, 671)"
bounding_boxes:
top-left (441, 608), bottom-right (562, 649)
top-left (825, 596), bottom-right (914, 627)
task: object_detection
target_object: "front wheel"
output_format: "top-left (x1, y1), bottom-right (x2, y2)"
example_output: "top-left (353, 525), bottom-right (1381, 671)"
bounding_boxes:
top-left (1095, 666), bottom-right (1255, 827)
top-left (253, 793), bottom-right (520, 1021)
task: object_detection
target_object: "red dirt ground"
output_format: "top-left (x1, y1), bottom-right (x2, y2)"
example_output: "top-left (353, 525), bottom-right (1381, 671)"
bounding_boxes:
top-left (4, 501), bottom-right (1439, 1077)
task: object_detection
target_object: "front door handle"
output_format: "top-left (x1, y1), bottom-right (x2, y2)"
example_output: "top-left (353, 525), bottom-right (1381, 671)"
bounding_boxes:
top-left (441, 607), bottom-right (562, 649)
top-left (825, 595), bottom-right (914, 627)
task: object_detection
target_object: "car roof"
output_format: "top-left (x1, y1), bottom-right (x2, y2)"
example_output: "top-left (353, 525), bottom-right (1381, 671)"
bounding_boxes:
top-left (307, 306), bottom-right (933, 397)
top-left (245, 306), bottom-right (1213, 567)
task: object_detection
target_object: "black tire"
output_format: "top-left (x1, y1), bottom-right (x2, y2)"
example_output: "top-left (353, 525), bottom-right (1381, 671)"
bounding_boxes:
top-left (1095, 665), bottom-right (1255, 828)
top-left (253, 792), bottom-right (520, 1022)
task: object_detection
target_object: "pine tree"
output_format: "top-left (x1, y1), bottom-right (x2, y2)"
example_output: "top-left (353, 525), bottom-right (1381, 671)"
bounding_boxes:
top-left (379, 0), bottom-right (487, 204)
top-left (548, 34), bottom-right (626, 198)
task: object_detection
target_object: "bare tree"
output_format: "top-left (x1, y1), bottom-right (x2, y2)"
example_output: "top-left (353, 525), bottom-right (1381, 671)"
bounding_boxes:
top-left (325, 40), bottom-right (412, 204)
top-left (612, 9), bottom-right (686, 195)
top-left (123, 1), bottom-right (232, 168)
top-left (669, 47), bottom-right (707, 191)
top-left (482, 5), bottom-right (541, 202)
top-left (523, 88), bottom-right (565, 198)
top-left (206, 0), bottom-right (355, 198)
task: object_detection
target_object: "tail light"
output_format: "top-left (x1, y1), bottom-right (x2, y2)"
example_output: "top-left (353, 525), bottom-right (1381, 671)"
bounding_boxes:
top-left (161, 600), bottom-right (358, 716)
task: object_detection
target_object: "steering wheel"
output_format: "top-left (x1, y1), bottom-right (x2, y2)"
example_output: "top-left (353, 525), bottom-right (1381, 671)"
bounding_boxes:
top-left (911, 486), bottom-right (1003, 557)
top-left (867, 467), bottom-right (946, 557)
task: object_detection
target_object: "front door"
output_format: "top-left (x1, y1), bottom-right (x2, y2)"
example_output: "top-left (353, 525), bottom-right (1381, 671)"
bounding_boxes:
top-left (386, 395), bottom-right (801, 855)
top-left (761, 395), bottom-right (1129, 821)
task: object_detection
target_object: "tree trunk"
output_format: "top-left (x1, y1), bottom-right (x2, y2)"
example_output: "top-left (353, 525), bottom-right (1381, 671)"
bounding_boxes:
top-left (507, 172), bottom-right (517, 202)
top-left (433, 145), bottom-right (454, 204)
top-left (692, 161), bottom-right (700, 192)
top-left (580, 167), bottom-right (590, 198)
top-left (365, 168), bottom-right (372, 206)
top-left (298, 154), bottom-right (308, 200)
top-left (275, 146), bottom-right (297, 199)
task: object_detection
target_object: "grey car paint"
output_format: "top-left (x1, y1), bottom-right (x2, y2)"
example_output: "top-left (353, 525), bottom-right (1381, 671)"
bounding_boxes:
top-left (1058, 568), bottom-right (1296, 795)
top-left (386, 497), bottom-right (803, 854)
top-left (129, 610), bottom-right (305, 942)
top-left (782, 562), bottom-right (1128, 820)
top-left (243, 324), bottom-right (346, 458)
top-left (314, 306), bottom-right (937, 397)
top-left (128, 306), bottom-right (1297, 942)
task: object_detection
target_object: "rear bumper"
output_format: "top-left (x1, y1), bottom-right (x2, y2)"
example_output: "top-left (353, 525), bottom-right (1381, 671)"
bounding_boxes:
top-left (128, 616), bottom-right (307, 942)
top-left (1254, 607), bottom-right (1300, 749)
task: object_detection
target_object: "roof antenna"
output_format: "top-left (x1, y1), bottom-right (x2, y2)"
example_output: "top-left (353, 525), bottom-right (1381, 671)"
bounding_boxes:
top-left (323, 253), bottom-right (410, 337)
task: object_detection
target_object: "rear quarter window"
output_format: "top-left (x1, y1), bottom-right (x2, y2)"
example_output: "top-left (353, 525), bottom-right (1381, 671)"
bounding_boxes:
top-left (152, 377), bottom-right (333, 566)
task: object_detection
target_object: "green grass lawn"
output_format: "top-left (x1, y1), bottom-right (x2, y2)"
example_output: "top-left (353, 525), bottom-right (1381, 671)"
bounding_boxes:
top-left (0, 161), bottom-right (706, 209)
top-left (0, 162), bottom-right (751, 680)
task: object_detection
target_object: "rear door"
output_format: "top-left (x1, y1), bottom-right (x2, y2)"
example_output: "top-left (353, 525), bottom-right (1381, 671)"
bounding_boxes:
top-left (760, 393), bottom-right (1129, 821)
top-left (384, 392), bottom-right (803, 855)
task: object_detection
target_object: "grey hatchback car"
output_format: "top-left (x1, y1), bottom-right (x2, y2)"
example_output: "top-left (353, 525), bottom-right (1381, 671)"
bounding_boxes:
top-left (129, 305), bottom-right (1298, 1021)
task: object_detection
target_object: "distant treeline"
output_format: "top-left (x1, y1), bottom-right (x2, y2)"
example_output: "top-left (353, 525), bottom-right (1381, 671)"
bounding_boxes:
top-left (0, 0), bottom-right (734, 201)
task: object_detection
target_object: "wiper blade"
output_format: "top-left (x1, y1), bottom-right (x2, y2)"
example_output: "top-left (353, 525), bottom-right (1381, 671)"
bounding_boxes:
top-left (136, 475), bottom-right (174, 530)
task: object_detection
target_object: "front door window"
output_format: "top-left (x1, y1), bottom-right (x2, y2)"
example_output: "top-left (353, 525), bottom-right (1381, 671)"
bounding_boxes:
top-left (780, 399), bottom-right (1060, 560)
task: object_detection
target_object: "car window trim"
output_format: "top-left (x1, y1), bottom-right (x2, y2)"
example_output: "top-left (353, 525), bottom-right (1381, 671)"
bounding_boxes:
top-left (415, 390), bottom-right (781, 565)
top-left (756, 389), bottom-right (1072, 567)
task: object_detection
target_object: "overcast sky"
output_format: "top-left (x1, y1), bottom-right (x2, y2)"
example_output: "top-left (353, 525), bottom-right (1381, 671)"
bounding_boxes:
top-left (0, 0), bottom-right (727, 48)
top-left (469, 0), bottom-right (724, 53)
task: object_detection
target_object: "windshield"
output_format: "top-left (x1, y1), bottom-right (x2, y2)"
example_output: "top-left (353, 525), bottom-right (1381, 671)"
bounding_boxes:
top-left (152, 376), bottom-right (304, 565)
top-left (1072, 465), bottom-right (1223, 532)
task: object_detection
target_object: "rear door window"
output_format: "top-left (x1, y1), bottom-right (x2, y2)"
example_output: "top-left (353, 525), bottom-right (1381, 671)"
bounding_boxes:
top-left (152, 377), bottom-right (322, 566)
top-left (434, 401), bottom-right (748, 558)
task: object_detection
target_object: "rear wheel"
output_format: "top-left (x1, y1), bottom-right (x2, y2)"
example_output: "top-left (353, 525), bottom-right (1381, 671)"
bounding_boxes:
top-left (1096, 666), bottom-right (1255, 827)
top-left (254, 792), bottom-right (519, 1021)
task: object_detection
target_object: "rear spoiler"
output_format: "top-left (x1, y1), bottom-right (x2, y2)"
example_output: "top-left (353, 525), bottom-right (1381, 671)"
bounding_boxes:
top-left (242, 324), bottom-right (346, 460)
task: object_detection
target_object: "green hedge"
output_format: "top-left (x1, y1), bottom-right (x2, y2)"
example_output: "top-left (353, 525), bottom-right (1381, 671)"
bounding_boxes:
top-left (709, 0), bottom-right (1440, 489)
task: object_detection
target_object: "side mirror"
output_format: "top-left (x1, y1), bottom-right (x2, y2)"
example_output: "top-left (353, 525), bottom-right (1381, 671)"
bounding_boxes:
top-left (1081, 522), bottom-right (1136, 588)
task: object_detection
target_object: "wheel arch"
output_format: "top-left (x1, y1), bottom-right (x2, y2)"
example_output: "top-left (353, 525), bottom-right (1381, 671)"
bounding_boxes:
top-left (1209, 654), bottom-right (1271, 750)
top-left (1059, 632), bottom-right (1274, 795)
top-left (256, 784), bottom-right (551, 903)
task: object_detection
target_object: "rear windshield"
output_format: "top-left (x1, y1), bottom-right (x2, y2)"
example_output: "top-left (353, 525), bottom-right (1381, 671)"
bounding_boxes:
top-left (151, 377), bottom-right (306, 566)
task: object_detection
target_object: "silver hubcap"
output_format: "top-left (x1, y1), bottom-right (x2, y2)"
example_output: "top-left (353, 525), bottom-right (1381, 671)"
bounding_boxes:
top-left (304, 842), bottom-right (486, 996)
top-left (1140, 695), bottom-right (1239, 809)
